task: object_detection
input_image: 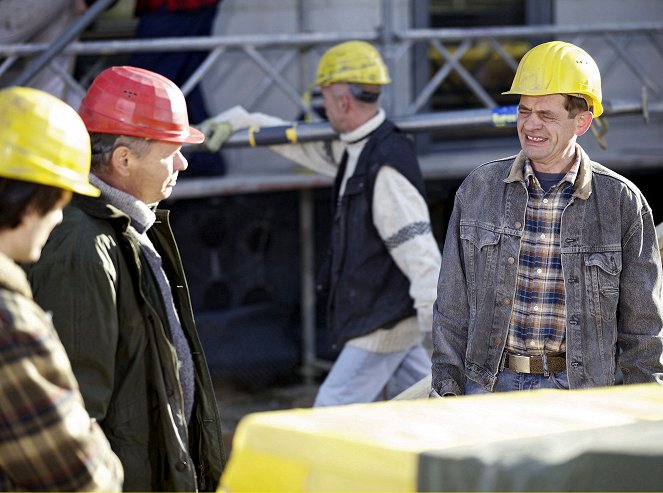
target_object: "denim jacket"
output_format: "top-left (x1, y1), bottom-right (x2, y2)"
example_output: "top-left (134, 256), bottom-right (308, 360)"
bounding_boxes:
top-left (431, 145), bottom-right (663, 395)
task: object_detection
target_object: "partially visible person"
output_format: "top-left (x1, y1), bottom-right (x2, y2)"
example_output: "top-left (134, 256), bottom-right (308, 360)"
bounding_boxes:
top-left (431, 41), bottom-right (663, 397)
top-left (129, 0), bottom-right (225, 176)
top-left (200, 41), bottom-right (442, 407)
top-left (0, 0), bottom-right (89, 107)
top-left (27, 66), bottom-right (225, 491)
top-left (0, 86), bottom-right (123, 491)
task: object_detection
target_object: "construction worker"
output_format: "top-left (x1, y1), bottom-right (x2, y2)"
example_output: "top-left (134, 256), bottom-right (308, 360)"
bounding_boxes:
top-left (0, 87), bottom-right (123, 490)
top-left (431, 41), bottom-right (663, 397)
top-left (27, 67), bottom-right (225, 491)
top-left (201, 40), bottom-right (442, 406)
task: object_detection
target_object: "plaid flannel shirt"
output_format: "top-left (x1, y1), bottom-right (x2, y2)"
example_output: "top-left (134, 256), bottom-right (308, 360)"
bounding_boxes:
top-left (0, 253), bottom-right (122, 491)
top-left (506, 155), bottom-right (580, 355)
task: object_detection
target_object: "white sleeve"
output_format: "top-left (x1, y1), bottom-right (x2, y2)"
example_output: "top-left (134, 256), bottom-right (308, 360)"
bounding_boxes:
top-left (215, 105), bottom-right (341, 177)
top-left (372, 166), bottom-right (441, 333)
top-left (269, 140), bottom-right (342, 178)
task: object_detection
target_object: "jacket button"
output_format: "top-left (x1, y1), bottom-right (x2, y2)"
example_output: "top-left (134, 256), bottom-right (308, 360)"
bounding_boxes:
top-left (507, 257), bottom-right (515, 264)
top-left (514, 221), bottom-right (522, 229)
top-left (503, 298), bottom-right (511, 305)
top-left (175, 461), bottom-right (188, 472)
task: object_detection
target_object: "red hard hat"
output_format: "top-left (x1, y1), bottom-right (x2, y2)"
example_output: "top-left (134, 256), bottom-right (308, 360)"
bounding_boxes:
top-left (79, 66), bottom-right (204, 144)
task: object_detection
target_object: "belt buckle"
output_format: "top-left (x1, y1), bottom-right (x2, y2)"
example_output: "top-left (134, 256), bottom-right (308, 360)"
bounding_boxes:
top-left (508, 353), bottom-right (532, 373)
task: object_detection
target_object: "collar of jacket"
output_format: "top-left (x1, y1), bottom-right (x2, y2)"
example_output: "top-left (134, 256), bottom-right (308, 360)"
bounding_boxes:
top-left (503, 143), bottom-right (593, 200)
top-left (0, 251), bottom-right (32, 297)
top-left (70, 193), bottom-right (132, 232)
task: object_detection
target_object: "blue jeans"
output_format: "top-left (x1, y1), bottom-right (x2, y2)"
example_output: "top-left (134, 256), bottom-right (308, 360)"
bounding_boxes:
top-left (465, 369), bottom-right (569, 394)
top-left (313, 343), bottom-right (430, 407)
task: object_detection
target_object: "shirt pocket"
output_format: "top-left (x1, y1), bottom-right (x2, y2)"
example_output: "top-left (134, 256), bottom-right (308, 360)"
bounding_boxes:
top-left (585, 251), bottom-right (622, 321)
top-left (460, 223), bottom-right (501, 306)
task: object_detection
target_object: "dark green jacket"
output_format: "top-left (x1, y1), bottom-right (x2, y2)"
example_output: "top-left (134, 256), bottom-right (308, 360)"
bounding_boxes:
top-left (28, 194), bottom-right (225, 492)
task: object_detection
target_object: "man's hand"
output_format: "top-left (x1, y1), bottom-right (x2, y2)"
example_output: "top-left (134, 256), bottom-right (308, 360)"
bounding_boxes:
top-left (196, 105), bottom-right (254, 152)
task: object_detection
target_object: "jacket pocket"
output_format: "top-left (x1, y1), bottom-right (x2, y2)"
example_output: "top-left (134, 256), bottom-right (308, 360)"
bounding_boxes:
top-left (585, 251), bottom-right (622, 321)
top-left (460, 224), bottom-right (501, 308)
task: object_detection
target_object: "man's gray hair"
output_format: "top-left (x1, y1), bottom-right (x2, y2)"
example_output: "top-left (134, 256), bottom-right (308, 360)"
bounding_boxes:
top-left (90, 134), bottom-right (152, 173)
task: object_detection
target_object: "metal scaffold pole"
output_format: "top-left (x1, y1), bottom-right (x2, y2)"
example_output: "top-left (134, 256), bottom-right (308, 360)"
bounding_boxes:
top-left (215, 98), bottom-right (663, 149)
top-left (9, 0), bottom-right (116, 87)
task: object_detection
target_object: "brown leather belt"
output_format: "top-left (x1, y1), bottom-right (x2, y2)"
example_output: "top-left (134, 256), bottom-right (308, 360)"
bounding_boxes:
top-left (504, 353), bottom-right (566, 374)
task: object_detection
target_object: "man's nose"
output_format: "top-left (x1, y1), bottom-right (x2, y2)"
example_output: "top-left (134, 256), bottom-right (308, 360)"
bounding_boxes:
top-left (175, 151), bottom-right (188, 171)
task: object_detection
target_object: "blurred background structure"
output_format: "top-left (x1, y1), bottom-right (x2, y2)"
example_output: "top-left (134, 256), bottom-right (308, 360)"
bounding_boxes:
top-left (2, 0), bottom-right (662, 444)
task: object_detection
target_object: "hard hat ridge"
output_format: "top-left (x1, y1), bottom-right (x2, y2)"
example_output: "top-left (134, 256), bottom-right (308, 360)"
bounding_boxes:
top-left (313, 40), bottom-right (391, 87)
top-left (79, 66), bottom-right (205, 144)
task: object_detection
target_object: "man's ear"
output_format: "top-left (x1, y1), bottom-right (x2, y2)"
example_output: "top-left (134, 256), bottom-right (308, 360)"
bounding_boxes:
top-left (109, 145), bottom-right (132, 177)
top-left (575, 110), bottom-right (594, 137)
top-left (340, 91), bottom-right (352, 113)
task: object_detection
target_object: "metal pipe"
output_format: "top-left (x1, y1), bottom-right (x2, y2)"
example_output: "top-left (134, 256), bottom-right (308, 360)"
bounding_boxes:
top-left (218, 99), bottom-right (663, 148)
top-left (396, 22), bottom-right (663, 42)
top-left (298, 189), bottom-right (318, 383)
top-left (381, 0), bottom-right (396, 115)
top-left (2, 22), bottom-right (661, 57)
top-left (9, 0), bottom-right (116, 87)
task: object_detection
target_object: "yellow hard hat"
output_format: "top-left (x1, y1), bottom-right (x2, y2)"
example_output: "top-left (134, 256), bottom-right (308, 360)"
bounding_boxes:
top-left (0, 87), bottom-right (99, 196)
top-left (502, 41), bottom-right (603, 117)
top-left (313, 40), bottom-right (391, 87)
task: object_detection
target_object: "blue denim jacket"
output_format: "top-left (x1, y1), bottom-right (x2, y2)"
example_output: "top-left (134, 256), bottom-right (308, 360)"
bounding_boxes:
top-left (431, 145), bottom-right (663, 395)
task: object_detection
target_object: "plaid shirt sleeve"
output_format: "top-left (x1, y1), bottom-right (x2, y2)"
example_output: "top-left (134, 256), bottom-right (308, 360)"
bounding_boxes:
top-left (0, 292), bottom-right (123, 491)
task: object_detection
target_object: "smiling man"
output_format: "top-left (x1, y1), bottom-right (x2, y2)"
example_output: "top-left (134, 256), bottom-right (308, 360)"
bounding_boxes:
top-left (26, 66), bottom-right (225, 491)
top-left (431, 41), bottom-right (663, 397)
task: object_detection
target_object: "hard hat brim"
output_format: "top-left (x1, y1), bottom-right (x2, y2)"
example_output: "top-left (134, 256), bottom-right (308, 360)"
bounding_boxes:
top-left (70, 181), bottom-right (101, 197)
top-left (182, 126), bottom-right (205, 144)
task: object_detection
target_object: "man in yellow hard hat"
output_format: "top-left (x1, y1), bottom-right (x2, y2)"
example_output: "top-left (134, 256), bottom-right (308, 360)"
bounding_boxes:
top-left (26, 67), bottom-right (225, 491)
top-left (0, 86), bottom-right (123, 490)
top-left (431, 41), bottom-right (663, 397)
top-left (201, 40), bottom-right (442, 406)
